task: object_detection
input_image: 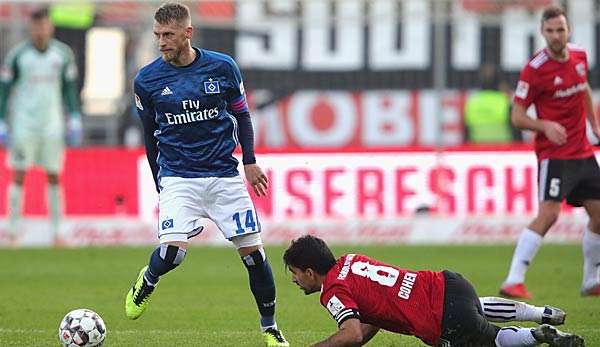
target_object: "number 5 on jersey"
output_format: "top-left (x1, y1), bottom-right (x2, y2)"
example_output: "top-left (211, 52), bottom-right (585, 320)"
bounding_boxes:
top-left (233, 209), bottom-right (258, 235)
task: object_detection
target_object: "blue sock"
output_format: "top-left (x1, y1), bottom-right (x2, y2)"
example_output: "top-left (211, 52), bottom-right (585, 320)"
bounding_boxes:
top-left (145, 244), bottom-right (186, 285)
top-left (242, 248), bottom-right (276, 328)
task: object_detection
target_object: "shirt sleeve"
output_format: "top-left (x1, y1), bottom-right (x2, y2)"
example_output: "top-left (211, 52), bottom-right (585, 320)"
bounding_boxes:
top-left (225, 58), bottom-right (256, 164)
top-left (134, 78), bottom-right (160, 191)
top-left (321, 283), bottom-right (361, 327)
top-left (513, 65), bottom-right (538, 108)
top-left (0, 46), bottom-right (19, 121)
top-left (582, 51), bottom-right (589, 81)
top-left (225, 59), bottom-right (249, 115)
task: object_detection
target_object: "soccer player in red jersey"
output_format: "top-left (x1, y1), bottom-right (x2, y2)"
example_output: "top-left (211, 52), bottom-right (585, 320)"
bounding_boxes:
top-left (283, 235), bottom-right (583, 347)
top-left (499, 5), bottom-right (600, 299)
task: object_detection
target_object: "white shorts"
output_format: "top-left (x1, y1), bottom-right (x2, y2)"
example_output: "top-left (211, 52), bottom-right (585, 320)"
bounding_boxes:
top-left (157, 175), bottom-right (262, 243)
top-left (8, 131), bottom-right (64, 173)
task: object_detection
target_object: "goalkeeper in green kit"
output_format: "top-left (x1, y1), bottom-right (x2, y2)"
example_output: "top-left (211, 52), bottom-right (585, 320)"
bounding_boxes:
top-left (0, 7), bottom-right (82, 247)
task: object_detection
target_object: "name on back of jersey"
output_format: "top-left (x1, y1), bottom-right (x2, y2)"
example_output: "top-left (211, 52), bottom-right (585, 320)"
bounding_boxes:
top-left (337, 254), bottom-right (355, 280)
top-left (165, 99), bottom-right (219, 125)
top-left (398, 272), bottom-right (417, 300)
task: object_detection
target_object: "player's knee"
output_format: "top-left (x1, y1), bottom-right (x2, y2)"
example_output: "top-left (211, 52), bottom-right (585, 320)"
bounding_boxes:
top-left (159, 243), bottom-right (187, 266)
top-left (13, 171), bottom-right (25, 185)
top-left (241, 247), bottom-right (267, 268)
top-left (47, 174), bottom-right (60, 185)
top-left (233, 233), bottom-right (263, 256)
top-left (469, 316), bottom-right (500, 345)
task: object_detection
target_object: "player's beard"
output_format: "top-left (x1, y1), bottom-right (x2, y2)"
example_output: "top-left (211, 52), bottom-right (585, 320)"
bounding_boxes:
top-left (548, 41), bottom-right (567, 57)
top-left (295, 282), bottom-right (316, 295)
top-left (301, 285), bottom-right (318, 295)
top-left (162, 49), bottom-right (179, 63)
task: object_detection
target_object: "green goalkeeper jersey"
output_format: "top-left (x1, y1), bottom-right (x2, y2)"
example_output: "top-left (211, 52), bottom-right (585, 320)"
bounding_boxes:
top-left (0, 39), bottom-right (79, 133)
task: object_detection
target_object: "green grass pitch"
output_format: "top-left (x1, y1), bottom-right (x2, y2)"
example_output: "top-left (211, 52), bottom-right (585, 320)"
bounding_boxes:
top-left (1, 244), bottom-right (599, 346)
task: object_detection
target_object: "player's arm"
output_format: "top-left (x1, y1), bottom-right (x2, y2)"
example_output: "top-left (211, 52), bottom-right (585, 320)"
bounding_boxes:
top-left (584, 83), bottom-right (600, 140)
top-left (511, 103), bottom-right (567, 145)
top-left (310, 318), bottom-right (368, 347)
top-left (315, 285), bottom-right (374, 347)
top-left (225, 58), bottom-right (268, 196)
top-left (511, 69), bottom-right (566, 145)
top-left (61, 47), bottom-right (80, 117)
top-left (358, 323), bottom-right (380, 344)
top-left (0, 49), bottom-right (18, 144)
top-left (0, 48), bottom-right (18, 120)
top-left (0, 75), bottom-right (12, 145)
top-left (510, 103), bottom-right (545, 132)
top-left (232, 107), bottom-right (256, 165)
top-left (61, 47), bottom-right (83, 145)
top-left (134, 79), bottom-right (160, 192)
top-left (0, 65), bottom-right (14, 122)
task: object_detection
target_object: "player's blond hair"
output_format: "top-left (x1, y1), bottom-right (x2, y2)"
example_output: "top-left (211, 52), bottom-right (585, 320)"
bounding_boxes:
top-left (154, 2), bottom-right (191, 27)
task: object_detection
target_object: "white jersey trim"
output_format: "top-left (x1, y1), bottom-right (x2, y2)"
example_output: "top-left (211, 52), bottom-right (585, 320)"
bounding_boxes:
top-left (529, 51), bottom-right (548, 69)
top-left (228, 114), bottom-right (239, 145)
top-left (538, 159), bottom-right (549, 201)
top-left (567, 43), bottom-right (586, 52)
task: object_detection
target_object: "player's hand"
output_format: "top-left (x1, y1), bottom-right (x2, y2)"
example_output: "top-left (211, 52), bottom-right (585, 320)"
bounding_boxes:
top-left (542, 120), bottom-right (567, 145)
top-left (244, 163), bottom-right (268, 197)
top-left (0, 120), bottom-right (8, 146)
top-left (68, 114), bottom-right (83, 146)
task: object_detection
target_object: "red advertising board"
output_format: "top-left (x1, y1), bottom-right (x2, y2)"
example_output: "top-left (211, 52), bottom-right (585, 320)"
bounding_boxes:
top-left (0, 146), bottom-right (586, 218)
top-left (0, 147), bottom-right (590, 246)
top-left (0, 148), bottom-right (143, 216)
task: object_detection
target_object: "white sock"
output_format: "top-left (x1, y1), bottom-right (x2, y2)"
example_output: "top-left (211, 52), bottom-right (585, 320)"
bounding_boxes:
top-left (582, 227), bottom-right (600, 289)
top-left (480, 297), bottom-right (543, 323)
top-left (495, 327), bottom-right (539, 347)
top-left (8, 184), bottom-right (23, 236)
top-left (48, 184), bottom-right (63, 236)
top-left (504, 228), bottom-right (543, 285)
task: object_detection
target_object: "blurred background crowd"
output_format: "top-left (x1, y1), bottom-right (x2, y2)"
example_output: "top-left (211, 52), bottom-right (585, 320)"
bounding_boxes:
top-left (3, 0), bottom-right (597, 149)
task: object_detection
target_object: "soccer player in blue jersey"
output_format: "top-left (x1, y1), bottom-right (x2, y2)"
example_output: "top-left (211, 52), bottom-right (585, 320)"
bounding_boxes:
top-left (124, 3), bottom-right (288, 346)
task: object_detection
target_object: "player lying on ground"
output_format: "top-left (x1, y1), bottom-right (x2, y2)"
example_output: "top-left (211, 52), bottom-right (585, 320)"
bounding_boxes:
top-left (283, 235), bottom-right (584, 347)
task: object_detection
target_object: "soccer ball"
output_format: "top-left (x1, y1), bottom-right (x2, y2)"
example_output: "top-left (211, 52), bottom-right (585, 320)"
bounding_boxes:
top-left (58, 309), bottom-right (106, 347)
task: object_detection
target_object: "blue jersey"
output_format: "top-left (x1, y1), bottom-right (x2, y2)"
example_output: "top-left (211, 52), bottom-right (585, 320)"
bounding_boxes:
top-left (134, 48), bottom-right (250, 180)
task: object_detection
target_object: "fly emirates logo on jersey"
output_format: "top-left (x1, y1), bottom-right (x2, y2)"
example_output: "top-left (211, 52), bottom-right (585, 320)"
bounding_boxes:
top-left (165, 99), bottom-right (219, 125)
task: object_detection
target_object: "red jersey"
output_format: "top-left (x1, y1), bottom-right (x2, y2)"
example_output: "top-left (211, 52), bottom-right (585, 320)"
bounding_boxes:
top-left (319, 254), bottom-right (445, 346)
top-left (513, 44), bottom-right (593, 160)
